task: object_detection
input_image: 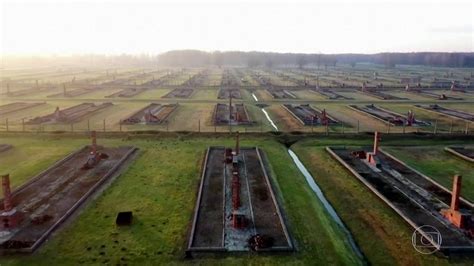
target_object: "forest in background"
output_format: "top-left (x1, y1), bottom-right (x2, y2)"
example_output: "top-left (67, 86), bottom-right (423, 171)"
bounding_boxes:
top-left (2, 50), bottom-right (474, 68)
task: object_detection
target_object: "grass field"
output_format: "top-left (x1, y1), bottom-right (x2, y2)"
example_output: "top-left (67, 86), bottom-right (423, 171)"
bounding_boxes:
top-left (0, 134), bottom-right (373, 265)
top-left (383, 145), bottom-right (474, 201)
top-left (0, 134), bottom-right (471, 264)
top-left (1, 65), bottom-right (472, 134)
top-left (292, 137), bottom-right (474, 266)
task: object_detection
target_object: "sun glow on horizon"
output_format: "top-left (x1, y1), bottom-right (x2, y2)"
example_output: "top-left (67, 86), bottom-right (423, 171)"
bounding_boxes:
top-left (1, 1), bottom-right (473, 56)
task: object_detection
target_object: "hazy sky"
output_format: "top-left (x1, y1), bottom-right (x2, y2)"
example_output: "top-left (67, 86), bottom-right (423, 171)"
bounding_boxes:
top-left (1, 0), bottom-right (473, 55)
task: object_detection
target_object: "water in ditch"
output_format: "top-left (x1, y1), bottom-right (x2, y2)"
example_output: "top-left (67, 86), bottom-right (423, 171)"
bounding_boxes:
top-left (287, 149), bottom-right (365, 261)
top-left (252, 93), bottom-right (259, 101)
top-left (261, 108), bottom-right (278, 131)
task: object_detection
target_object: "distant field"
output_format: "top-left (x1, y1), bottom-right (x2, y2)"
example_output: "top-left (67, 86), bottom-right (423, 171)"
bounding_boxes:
top-left (0, 65), bottom-right (472, 134)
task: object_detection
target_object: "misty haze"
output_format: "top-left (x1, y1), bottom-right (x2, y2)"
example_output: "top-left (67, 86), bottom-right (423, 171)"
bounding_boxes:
top-left (0, 0), bottom-right (473, 265)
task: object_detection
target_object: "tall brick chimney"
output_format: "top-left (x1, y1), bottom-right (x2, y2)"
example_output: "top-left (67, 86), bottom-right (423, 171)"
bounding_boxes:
top-left (235, 131), bottom-right (240, 155)
top-left (373, 131), bottom-right (380, 155)
top-left (2, 174), bottom-right (12, 212)
top-left (91, 130), bottom-right (97, 155)
top-left (229, 92), bottom-right (233, 123)
top-left (450, 175), bottom-right (462, 211)
top-left (441, 175), bottom-right (470, 229)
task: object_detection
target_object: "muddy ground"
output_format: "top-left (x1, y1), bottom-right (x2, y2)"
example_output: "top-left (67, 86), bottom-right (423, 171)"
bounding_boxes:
top-left (360, 89), bottom-right (405, 100)
top-left (310, 88), bottom-right (351, 100)
top-left (162, 88), bottom-right (193, 98)
top-left (0, 102), bottom-right (45, 116)
top-left (189, 147), bottom-right (291, 252)
top-left (27, 103), bottom-right (113, 124)
top-left (0, 144), bottom-right (12, 153)
top-left (415, 105), bottom-right (474, 122)
top-left (447, 147), bottom-right (474, 161)
top-left (283, 104), bottom-right (338, 126)
top-left (213, 104), bottom-right (251, 126)
top-left (328, 147), bottom-right (474, 251)
top-left (409, 90), bottom-right (462, 100)
top-left (0, 145), bottom-right (137, 252)
top-left (217, 89), bottom-right (241, 99)
top-left (47, 88), bottom-right (93, 98)
top-left (106, 88), bottom-right (147, 98)
top-left (348, 104), bottom-right (420, 127)
top-left (267, 89), bottom-right (297, 99)
top-left (121, 103), bottom-right (177, 124)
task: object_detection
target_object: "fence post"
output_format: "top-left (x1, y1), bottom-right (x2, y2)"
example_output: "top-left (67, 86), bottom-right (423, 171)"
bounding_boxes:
top-left (325, 123), bottom-right (329, 135)
top-left (311, 117), bottom-right (314, 133)
top-left (22, 118), bottom-right (25, 132)
top-left (433, 120), bottom-right (437, 135)
top-left (5, 119), bottom-right (8, 132)
top-left (357, 120), bottom-right (360, 134)
top-left (119, 120), bottom-right (122, 132)
top-left (198, 119), bottom-right (201, 133)
top-left (450, 120), bottom-right (454, 134)
top-left (87, 119), bottom-right (90, 132)
top-left (466, 122), bottom-right (470, 135)
top-left (402, 122), bottom-right (406, 134)
top-left (103, 119), bottom-right (106, 132)
top-left (387, 122), bottom-right (391, 134)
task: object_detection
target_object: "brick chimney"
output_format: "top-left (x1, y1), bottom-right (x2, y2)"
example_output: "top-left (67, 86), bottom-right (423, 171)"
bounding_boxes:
top-left (2, 174), bottom-right (12, 212)
top-left (91, 131), bottom-right (97, 155)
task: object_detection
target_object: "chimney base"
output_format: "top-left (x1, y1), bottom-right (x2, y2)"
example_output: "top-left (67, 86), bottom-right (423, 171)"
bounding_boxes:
top-left (0, 208), bottom-right (23, 230)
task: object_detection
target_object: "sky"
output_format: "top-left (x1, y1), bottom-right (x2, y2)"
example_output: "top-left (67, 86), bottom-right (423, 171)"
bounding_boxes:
top-left (1, 0), bottom-right (473, 55)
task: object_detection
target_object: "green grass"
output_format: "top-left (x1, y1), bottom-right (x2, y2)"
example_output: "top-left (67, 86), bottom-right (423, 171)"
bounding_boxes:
top-left (383, 145), bottom-right (474, 201)
top-left (290, 138), bottom-right (472, 266)
top-left (0, 134), bottom-right (364, 265)
top-left (0, 137), bottom-right (81, 191)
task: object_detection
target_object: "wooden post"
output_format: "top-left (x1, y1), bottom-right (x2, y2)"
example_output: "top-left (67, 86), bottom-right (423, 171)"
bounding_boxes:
top-left (325, 122), bottom-right (329, 135)
top-left (198, 119), bottom-right (201, 133)
top-left (402, 122), bottom-right (406, 134)
top-left (103, 119), bottom-right (106, 132)
top-left (433, 119), bottom-right (438, 134)
top-left (357, 120), bottom-right (360, 134)
top-left (466, 122), bottom-right (470, 135)
top-left (311, 117), bottom-right (314, 133)
top-left (22, 118), bottom-right (25, 132)
top-left (5, 119), bottom-right (8, 132)
top-left (87, 119), bottom-right (90, 132)
top-left (450, 120), bottom-right (454, 134)
top-left (119, 120), bottom-right (122, 132)
top-left (387, 122), bottom-right (391, 134)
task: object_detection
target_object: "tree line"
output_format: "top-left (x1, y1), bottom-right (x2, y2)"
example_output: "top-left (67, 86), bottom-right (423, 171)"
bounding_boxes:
top-left (156, 50), bottom-right (474, 68)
